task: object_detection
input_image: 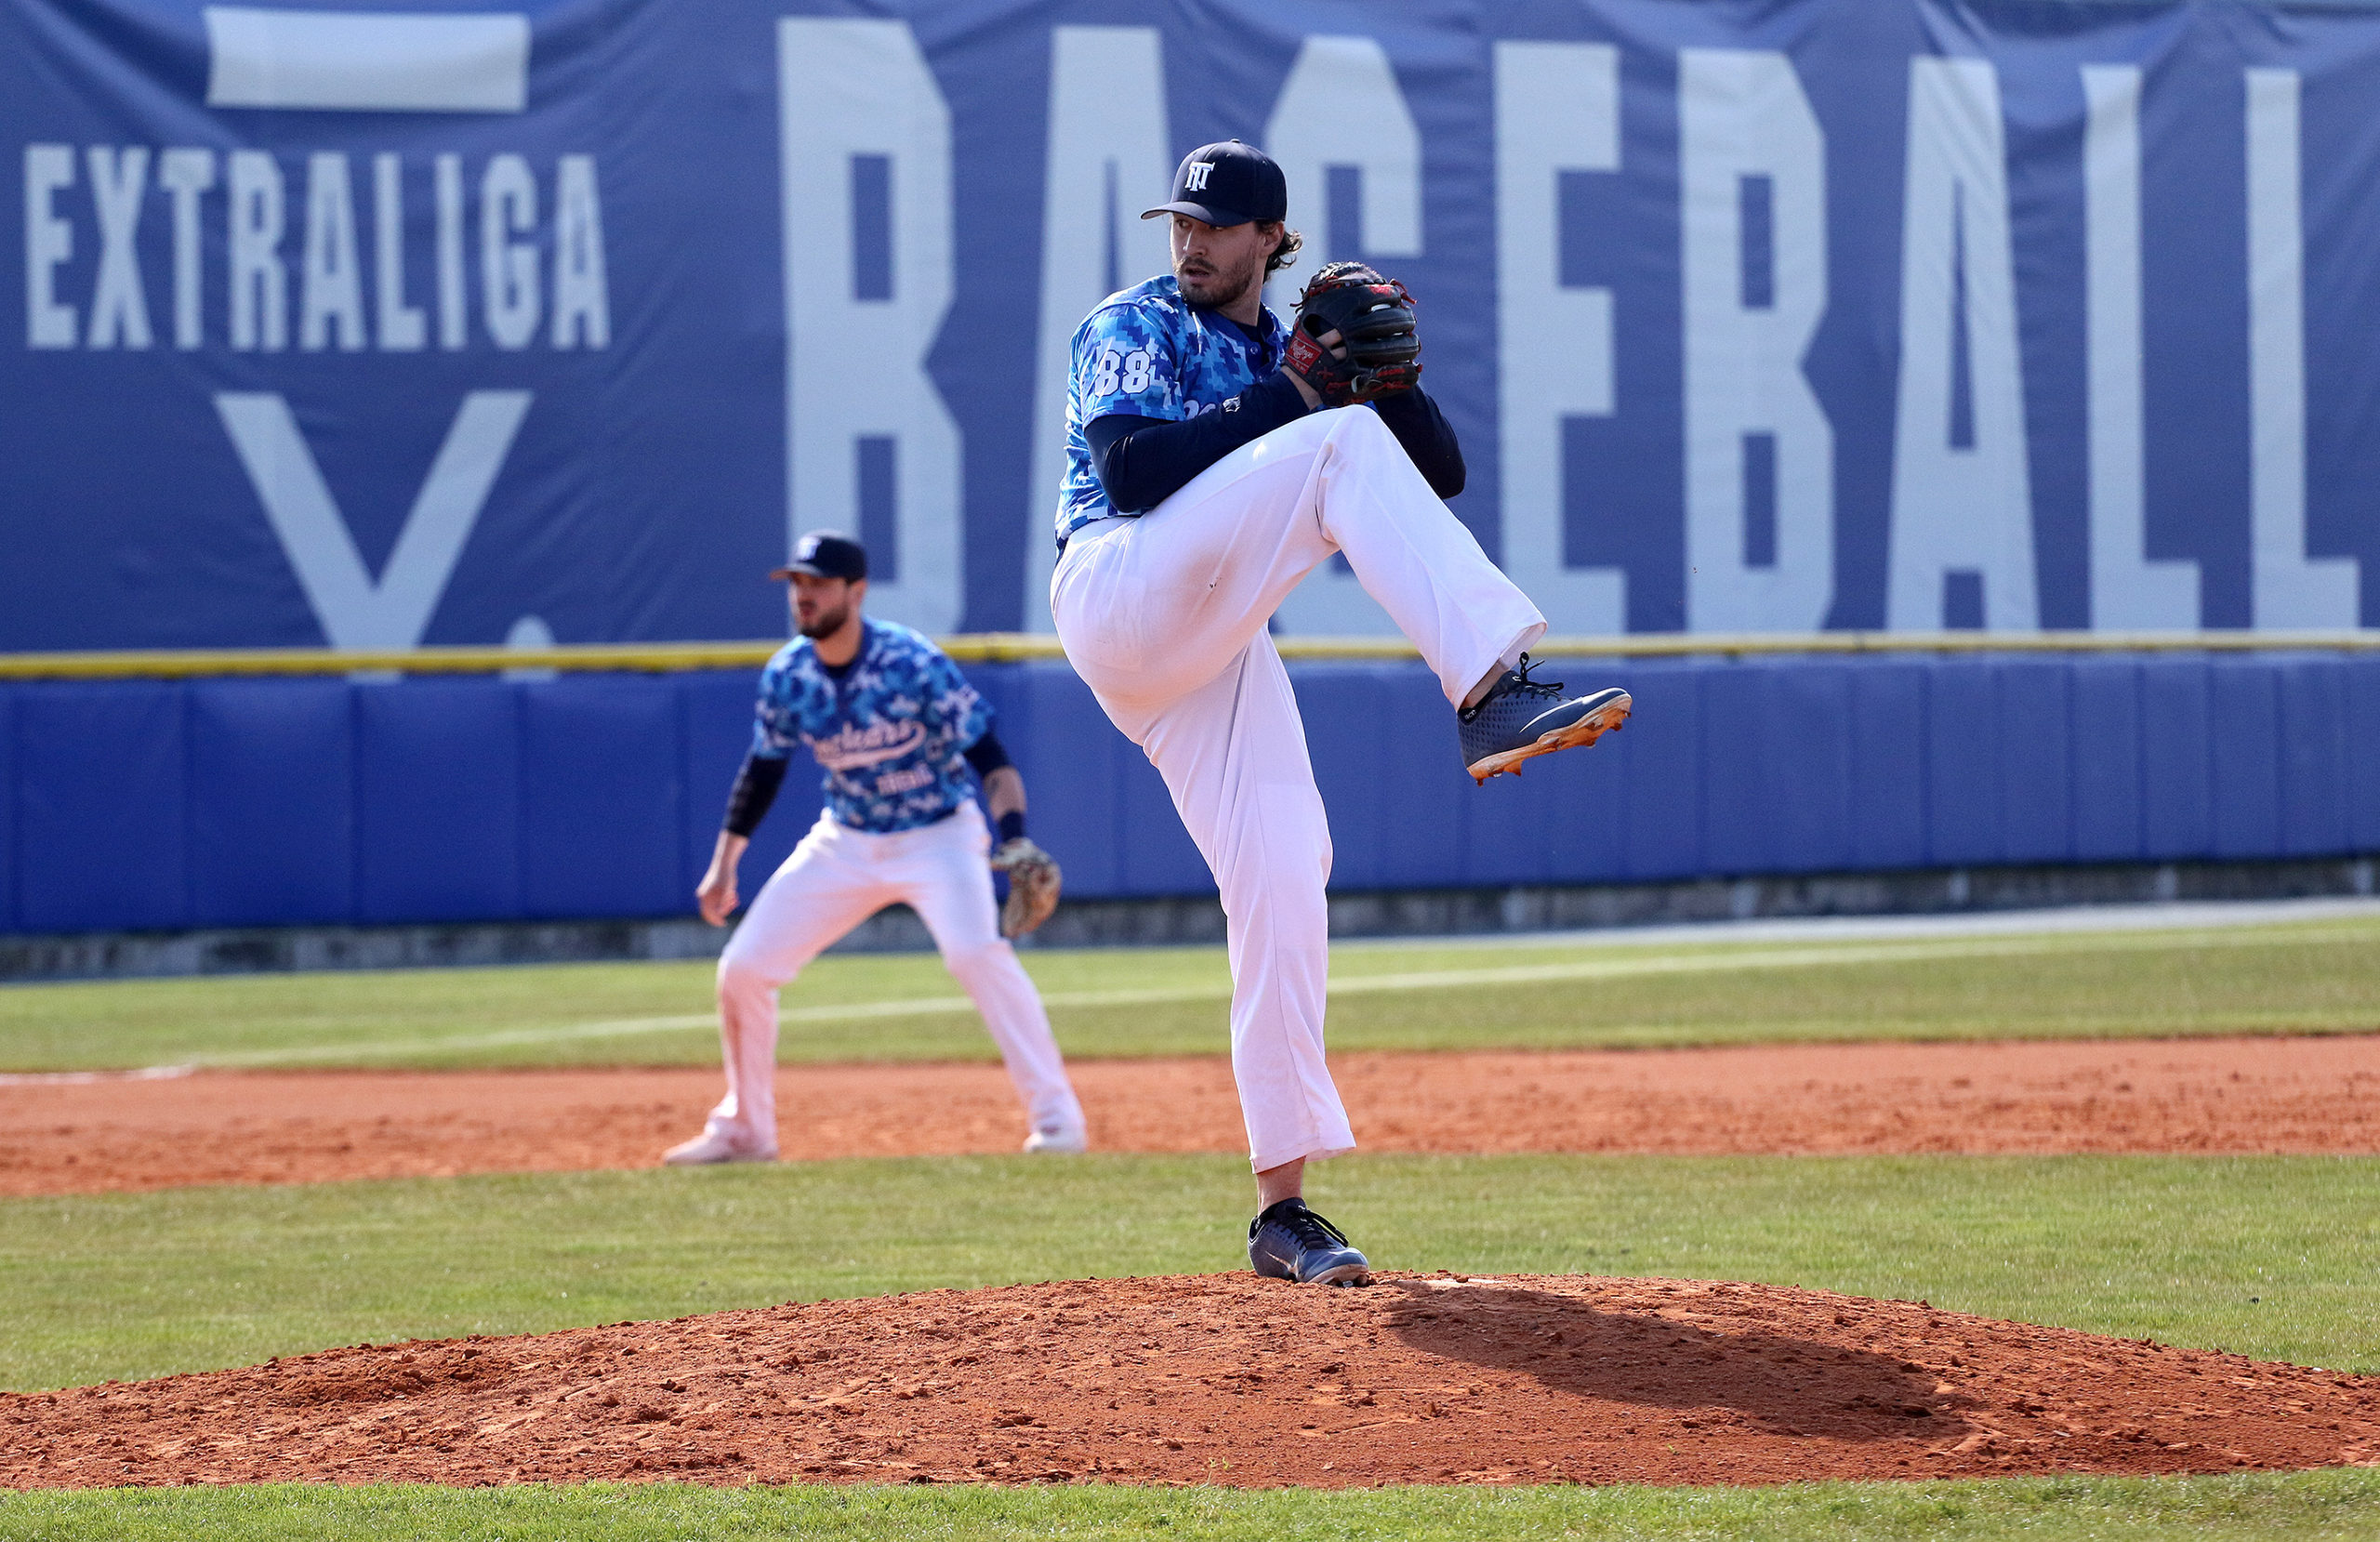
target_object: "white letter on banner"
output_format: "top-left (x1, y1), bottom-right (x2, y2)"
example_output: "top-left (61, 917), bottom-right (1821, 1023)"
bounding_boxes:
top-left (1681, 49), bottom-right (1832, 632)
top-left (778, 19), bottom-right (962, 633)
top-left (86, 147), bottom-right (153, 349)
top-left (1262, 34), bottom-right (1421, 313)
top-left (160, 149), bottom-right (216, 349)
top-left (480, 154), bottom-right (539, 349)
top-left (1265, 33), bottom-right (1423, 635)
top-left (550, 154), bottom-right (609, 348)
top-left (1886, 57), bottom-right (2036, 630)
top-left (2081, 65), bottom-right (2198, 629)
top-left (203, 7), bottom-right (528, 113)
top-left (374, 153), bottom-right (425, 351)
top-left (215, 390), bottom-right (533, 649)
top-left (1493, 41), bottom-right (1624, 633)
top-left (2247, 67), bottom-right (2360, 626)
top-left (1022, 25), bottom-right (1172, 633)
top-left (228, 150), bottom-right (286, 351)
top-left (434, 153), bottom-right (466, 349)
top-left (24, 144), bottom-right (77, 349)
top-left (300, 152), bottom-right (366, 350)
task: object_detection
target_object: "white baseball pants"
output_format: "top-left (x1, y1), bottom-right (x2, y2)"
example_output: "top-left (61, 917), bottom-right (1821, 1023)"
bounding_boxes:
top-left (703, 808), bottom-right (1083, 1150)
top-left (1051, 405), bottom-right (1546, 1171)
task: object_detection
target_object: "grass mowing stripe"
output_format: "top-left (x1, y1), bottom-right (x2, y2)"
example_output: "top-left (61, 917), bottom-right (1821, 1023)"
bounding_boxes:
top-left (6, 1471), bottom-right (2380, 1541)
top-left (7, 916), bottom-right (2377, 1072)
top-left (7, 1154), bottom-right (2377, 1392)
top-left (139, 922), bottom-right (2380, 1069)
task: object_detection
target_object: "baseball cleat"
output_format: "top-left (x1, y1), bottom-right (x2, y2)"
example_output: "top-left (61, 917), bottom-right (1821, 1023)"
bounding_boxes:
top-left (1022, 1121), bottom-right (1087, 1154)
top-left (1458, 654), bottom-right (1630, 783)
top-left (1249, 1198), bottom-right (1371, 1286)
top-left (661, 1128), bottom-right (778, 1166)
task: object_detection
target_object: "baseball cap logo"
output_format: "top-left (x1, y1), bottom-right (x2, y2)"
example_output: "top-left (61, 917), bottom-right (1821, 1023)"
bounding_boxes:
top-left (1183, 161), bottom-right (1213, 191)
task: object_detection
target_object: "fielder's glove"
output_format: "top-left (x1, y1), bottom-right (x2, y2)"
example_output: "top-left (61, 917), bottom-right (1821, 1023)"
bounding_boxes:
top-left (1284, 261), bottom-right (1421, 406)
top-left (989, 837), bottom-right (1062, 940)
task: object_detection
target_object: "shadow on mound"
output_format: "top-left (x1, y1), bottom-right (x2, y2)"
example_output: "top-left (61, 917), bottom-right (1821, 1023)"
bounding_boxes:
top-left (1374, 1277), bottom-right (1964, 1442)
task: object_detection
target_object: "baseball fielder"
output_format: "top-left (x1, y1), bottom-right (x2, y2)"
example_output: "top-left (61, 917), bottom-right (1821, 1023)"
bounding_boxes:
top-left (666, 532), bottom-right (1085, 1165)
top-left (1052, 141), bottom-right (1630, 1284)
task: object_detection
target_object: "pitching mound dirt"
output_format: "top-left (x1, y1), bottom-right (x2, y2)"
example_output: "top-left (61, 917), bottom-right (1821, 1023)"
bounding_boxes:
top-left (7, 1273), bottom-right (2375, 1489)
top-left (7, 1035), bottom-right (2380, 1196)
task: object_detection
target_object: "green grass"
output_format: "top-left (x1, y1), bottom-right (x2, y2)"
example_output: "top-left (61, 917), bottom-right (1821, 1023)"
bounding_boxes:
top-left (3, 916), bottom-right (2377, 1073)
top-left (7, 1153), bottom-right (2377, 1393)
top-left (6, 1471), bottom-right (2380, 1540)
top-left (8, 923), bottom-right (2380, 1535)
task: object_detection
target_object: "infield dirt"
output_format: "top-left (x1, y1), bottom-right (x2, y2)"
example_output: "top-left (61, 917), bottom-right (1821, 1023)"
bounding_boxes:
top-left (7, 1272), bottom-right (2375, 1489)
top-left (6, 1035), bottom-right (2380, 1195)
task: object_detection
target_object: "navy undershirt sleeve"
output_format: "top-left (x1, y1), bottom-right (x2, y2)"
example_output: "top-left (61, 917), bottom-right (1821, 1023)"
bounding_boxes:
top-left (1087, 373), bottom-right (1309, 514)
top-left (960, 727), bottom-right (1011, 780)
top-left (1088, 379), bottom-right (1465, 516)
top-left (960, 730), bottom-right (1027, 844)
top-left (1372, 387), bottom-right (1466, 499)
top-left (721, 752), bottom-right (789, 837)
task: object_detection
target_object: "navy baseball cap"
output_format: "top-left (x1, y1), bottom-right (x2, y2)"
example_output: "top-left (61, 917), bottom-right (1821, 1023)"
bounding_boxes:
top-left (1141, 140), bottom-right (1287, 229)
top-left (770, 531), bottom-right (867, 582)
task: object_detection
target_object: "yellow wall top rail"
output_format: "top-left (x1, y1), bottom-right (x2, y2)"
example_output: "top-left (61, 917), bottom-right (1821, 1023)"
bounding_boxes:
top-left (0, 629), bottom-right (2373, 680)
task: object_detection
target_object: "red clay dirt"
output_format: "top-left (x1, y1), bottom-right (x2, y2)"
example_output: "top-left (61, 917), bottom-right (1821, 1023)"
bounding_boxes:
top-left (6, 1035), bottom-right (2380, 1196)
top-left (7, 1272), bottom-right (2377, 1490)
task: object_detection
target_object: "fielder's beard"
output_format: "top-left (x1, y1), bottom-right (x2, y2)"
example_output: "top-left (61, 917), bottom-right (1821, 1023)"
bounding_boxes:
top-left (798, 602), bottom-right (851, 640)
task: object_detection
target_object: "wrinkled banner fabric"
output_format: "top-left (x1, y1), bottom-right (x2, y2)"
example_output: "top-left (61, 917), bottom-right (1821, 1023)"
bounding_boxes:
top-left (6, 0), bottom-right (2378, 652)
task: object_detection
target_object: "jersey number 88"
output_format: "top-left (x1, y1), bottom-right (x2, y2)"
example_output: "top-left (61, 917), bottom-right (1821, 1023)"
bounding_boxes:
top-left (1092, 347), bottom-right (1156, 398)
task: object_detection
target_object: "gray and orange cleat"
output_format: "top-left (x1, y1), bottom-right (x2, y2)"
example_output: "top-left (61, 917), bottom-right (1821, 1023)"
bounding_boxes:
top-left (1249, 1198), bottom-right (1371, 1286)
top-left (1458, 654), bottom-right (1630, 784)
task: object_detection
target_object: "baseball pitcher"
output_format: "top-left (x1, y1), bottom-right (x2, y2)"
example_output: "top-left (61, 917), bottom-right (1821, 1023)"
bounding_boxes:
top-left (1051, 141), bottom-right (1631, 1284)
top-left (666, 532), bottom-right (1085, 1166)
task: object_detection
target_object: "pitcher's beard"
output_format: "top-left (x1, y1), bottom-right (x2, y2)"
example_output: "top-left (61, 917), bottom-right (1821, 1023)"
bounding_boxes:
top-left (1176, 255), bottom-right (1261, 311)
top-left (798, 604), bottom-right (850, 640)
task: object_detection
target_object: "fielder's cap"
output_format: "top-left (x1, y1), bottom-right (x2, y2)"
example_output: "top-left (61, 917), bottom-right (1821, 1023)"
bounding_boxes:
top-left (770, 531), bottom-right (867, 583)
top-left (1141, 140), bottom-right (1286, 229)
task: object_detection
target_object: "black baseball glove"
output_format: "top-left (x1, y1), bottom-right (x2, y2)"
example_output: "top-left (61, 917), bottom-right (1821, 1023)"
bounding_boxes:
top-left (1284, 261), bottom-right (1421, 406)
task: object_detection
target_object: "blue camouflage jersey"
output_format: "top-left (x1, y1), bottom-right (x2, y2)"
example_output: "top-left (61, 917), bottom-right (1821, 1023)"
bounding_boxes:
top-left (1056, 273), bottom-right (1290, 547)
top-left (749, 619), bottom-right (993, 834)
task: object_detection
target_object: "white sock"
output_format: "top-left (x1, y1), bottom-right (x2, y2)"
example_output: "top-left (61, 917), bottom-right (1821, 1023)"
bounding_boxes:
top-left (1460, 650), bottom-right (1527, 712)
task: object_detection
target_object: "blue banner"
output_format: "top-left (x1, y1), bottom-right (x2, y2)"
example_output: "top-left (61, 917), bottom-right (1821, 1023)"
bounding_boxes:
top-left (7, 0), bottom-right (2378, 652)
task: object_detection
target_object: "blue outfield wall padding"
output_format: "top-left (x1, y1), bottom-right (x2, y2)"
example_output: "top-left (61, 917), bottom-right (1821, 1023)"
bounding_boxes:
top-left (520, 677), bottom-right (688, 920)
top-left (1297, 664), bottom-right (1389, 892)
top-left (2138, 658), bottom-right (2214, 861)
top-left (1847, 660), bottom-right (1928, 871)
top-left (1615, 659), bottom-right (1703, 882)
top-left (2069, 658), bottom-right (2144, 863)
top-left (5, 651), bottom-right (2380, 935)
top-left (2349, 657), bottom-right (2380, 854)
top-left (189, 679), bottom-right (355, 928)
top-left (1925, 660), bottom-right (2002, 868)
top-left (0, 689), bottom-right (13, 933)
top-left (1697, 663), bottom-right (1770, 878)
top-left (2276, 655), bottom-right (2350, 858)
top-left (2209, 661), bottom-right (2283, 859)
top-left (1766, 661), bottom-right (1855, 875)
top-left (1007, 664), bottom-right (1131, 900)
top-left (1346, 666), bottom-right (1478, 890)
top-left (1997, 659), bottom-right (2074, 866)
top-left (16, 681), bottom-right (191, 934)
top-left (354, 679), bottom-right (522, 925)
